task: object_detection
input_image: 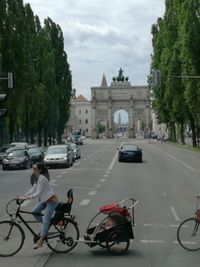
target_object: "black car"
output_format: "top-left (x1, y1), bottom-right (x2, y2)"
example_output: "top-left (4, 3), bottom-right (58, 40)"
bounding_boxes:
top-left (28, 147), bottom-right (45, 164)
top-left (2, 149), bottom-right (32, 170)
top-left (70, 143), bottom-right (81, 160)
top-left (118, 144), bottom-right (142, 163)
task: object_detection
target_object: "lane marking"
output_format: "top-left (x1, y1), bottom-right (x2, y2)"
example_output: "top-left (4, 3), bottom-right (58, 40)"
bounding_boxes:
top-left (102, 174), bottom-right (108, 178)
top-left (96, 184), bottom-right (102, 188)
top-left (80, 199), bottom-right (90, 205)
top-left (153, 147), bottom-right (196, 172)
top-left (141, 240), bottom-right (164, 244)
top-left (143, 224), bottom-right (165, 227)
top-left (88, 191), bottom-right (97, 196)
top-left (67, 168), bottom-right (107, 171)
top-left (108, 151), bottom-right (118, 170)
top-left (161, 190), bottom-right (167, 197)
top-left (70, 186), bottom-right (95, 191)
top-left (170, 206), bottom-right (180, 221)
top-left (100, 179), bottom-right (106, 182)
top-left (21, 200), bottom-right (31, 207)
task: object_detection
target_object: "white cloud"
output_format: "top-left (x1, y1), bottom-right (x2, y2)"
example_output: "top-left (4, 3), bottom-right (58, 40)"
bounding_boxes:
top-left (25, 0), bottom-right (165, 99)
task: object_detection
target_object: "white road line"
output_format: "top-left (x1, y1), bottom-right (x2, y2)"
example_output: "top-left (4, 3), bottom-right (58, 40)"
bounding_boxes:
top-left (69, 168), bottom-right (107, 171)
top-left (141, 240), bottom-right (165, 244)
top-left (80, 199), bottom-right (90, 205)
top-left (70, 186), bottom-right (95, 191)
top-left (161, 190), bottom-right (167, 197)
top-left (102, 174), bottom-right (108, 178)
top-left (56, 175), bottom-right (62, 178)
top-left (62, 171), bottom-right (67, 174)
top-left (106, 171), bottom-right (111, 174)
top-left (21, 200), bottom-right (31, 207)
top-left (96, 184), bottom-right (102, 188)
top-left (100, 179), bottom-right (106, 182)
top-left (153, 147), bottom-right (196, 172)
top-left (143, 224), bottom-right (165, 227)
top-left (170, 206), bottom-right (180, 221)
top-left (88, 191), bottom-right (97, 196)
top-left (108, 151), bottom-right (118, 170)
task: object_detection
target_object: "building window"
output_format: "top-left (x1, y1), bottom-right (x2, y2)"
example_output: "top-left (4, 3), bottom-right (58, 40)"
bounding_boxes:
top-left (79, 119), bottom-right (82, 124)
top-left (86, 128), bottom-right (88, 133)
top-left (86, 109), bottom-right (88, 114)
top-left (79, 110), bottom-right (81, 114)
top-left (85, 119), bottom-right (88, 124)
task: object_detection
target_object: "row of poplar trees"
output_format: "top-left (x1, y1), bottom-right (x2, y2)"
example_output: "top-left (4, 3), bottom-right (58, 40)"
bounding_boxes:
top-left (0, 0), bottom-right (72, 146)
top-left (151, 0), bottom-right (200, 147)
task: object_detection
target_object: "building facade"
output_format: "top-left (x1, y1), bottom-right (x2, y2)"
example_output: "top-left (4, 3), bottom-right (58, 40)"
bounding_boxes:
top-left (66, 95), bottom-right (92, 137)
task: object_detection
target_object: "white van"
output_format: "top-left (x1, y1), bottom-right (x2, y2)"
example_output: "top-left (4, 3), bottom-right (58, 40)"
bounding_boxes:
top-left (6, 142), bottom-right (29, 153)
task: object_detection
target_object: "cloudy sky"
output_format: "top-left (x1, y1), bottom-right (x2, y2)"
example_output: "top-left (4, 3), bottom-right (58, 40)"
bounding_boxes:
top-left (25, 0), bottom-right (165, 100)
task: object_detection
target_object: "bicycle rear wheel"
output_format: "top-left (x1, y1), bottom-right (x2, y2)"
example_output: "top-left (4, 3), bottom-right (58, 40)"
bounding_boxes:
top-left (47, 218), bottom-right (79, 253)
top-left (177, 218), bottom-right (200, 251)
top-left (0, 220), bottom-right (25, 257)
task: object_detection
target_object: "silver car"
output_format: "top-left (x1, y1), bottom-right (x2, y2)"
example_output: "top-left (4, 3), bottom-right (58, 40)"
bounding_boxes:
top-left (44, 145), bottom-right (73, 168)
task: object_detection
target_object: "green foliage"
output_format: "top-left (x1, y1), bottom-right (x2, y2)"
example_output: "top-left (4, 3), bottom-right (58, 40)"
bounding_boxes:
top-left (0, 0), bottom-right (72, 145)
top-left (151, 0), bottom-right (200, 147)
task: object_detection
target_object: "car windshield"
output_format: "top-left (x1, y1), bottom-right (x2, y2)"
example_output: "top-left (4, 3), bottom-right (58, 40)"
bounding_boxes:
top-left (47, 147), bottom-right (66, 154)
top-left (122, 145), bottom-right (138, 151)
top-left (29, 147), bottom-right (41, 154)
top-left (9, 150), bottom-right (25, 157)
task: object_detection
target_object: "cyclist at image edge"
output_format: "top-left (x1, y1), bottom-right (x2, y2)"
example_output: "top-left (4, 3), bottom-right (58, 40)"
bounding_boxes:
top-left (18, 162), bottom-right (59, 249)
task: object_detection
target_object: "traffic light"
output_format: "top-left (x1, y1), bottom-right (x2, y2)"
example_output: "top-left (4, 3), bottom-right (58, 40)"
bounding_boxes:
top-left (0, 94), bottom-right (8, 118)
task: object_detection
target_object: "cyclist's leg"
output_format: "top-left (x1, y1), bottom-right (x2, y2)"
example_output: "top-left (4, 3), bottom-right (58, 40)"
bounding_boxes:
top-left (41, 201), bottom-right (59, 238)
top-left (32, 201), bottom-right (46, 223)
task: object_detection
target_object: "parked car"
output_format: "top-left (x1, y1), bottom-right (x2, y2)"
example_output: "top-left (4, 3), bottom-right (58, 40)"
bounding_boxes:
top-left (2, 149), bottom-right (32, 170)
top-left (0, 145), bottom-right (9, 164)
top-left (44, 144), bottom-right (73, 168)
top-left (118, 143), bottom-right (143, 163)
top-left (28, 147), bottom-right (45, 164)
top-left (75, 138), bottom-right (83, 145)
top-left (70, 143), bottom-right (81, 161)
top-left (6, 142), bottom-right (29, 154)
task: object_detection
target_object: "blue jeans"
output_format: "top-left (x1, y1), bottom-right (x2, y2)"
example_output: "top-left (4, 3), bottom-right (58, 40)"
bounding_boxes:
top-left (32, 200), bottom-right (59, 237)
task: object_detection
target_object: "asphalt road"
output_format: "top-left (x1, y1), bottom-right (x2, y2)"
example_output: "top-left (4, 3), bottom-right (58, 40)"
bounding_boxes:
top-left (0, 138), bottom-right (200, 267)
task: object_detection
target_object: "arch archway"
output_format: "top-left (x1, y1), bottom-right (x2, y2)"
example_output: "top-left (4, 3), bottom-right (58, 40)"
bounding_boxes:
top-left (91, 70), bottom-right (150, 138)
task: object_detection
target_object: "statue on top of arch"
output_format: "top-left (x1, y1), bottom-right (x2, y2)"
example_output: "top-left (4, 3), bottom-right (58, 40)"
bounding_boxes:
top-left (112, 68), bottom-right (129, 82)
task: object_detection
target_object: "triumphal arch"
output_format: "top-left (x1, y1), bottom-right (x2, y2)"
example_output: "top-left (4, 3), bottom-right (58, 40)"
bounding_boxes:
top-left (91, 69), bottom-right (151, 139)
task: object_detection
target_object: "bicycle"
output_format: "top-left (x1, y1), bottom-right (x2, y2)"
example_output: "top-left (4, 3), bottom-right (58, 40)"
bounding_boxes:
top-left (177, 196), bottom-right (200, 251)
top-left (0, 189), bottom-right (80, 257)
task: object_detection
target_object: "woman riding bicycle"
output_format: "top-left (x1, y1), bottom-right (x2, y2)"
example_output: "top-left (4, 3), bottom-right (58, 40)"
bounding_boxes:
top-left (19, 162), bottom-right (59, 249)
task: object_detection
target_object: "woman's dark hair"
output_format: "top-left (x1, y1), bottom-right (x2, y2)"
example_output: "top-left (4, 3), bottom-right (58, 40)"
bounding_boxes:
top-left (35, 162), bottom-right (50, 181)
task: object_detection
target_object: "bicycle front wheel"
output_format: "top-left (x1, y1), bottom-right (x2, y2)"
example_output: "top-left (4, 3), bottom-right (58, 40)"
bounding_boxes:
top-left (0, 220), bottom-right (25, 257)
top-left (47, 219), bottom-right (79, 253)
top-left (177, 218), bottom-right (200, 251)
